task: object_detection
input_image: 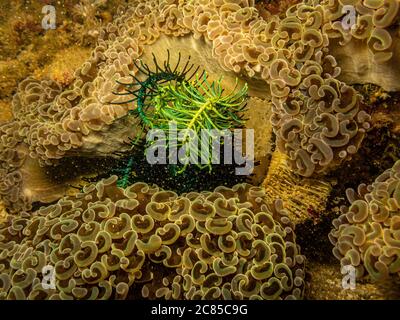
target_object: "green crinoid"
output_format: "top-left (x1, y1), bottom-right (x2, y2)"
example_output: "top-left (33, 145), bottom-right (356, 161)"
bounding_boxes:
top-left (144, 73), bottom-right (248, 173)
top-left (113, 51), bottom-right (249, 177)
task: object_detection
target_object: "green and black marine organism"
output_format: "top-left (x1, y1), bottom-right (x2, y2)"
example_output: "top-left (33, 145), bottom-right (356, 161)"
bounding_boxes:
top-left (111, 50), bottom-right (249, 188)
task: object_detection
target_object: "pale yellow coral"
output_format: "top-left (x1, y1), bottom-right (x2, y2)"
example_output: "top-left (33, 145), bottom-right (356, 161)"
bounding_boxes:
top-left (0, 176), bottom-right (306, 300)
top-left (330, 160), bottom-right (400, 281)
top-left (263, 150), bottom-right (333, 224)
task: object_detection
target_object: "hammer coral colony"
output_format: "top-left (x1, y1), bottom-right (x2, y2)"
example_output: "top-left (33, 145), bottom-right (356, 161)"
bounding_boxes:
top-left (0, 0), bottom-right (399, 300)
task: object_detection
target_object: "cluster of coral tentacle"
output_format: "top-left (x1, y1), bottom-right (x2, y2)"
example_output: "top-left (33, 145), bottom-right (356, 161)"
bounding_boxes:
top-left (330, 160), bottom-right (400, 282)
top-left (0, 177), bottom-right (305, 300)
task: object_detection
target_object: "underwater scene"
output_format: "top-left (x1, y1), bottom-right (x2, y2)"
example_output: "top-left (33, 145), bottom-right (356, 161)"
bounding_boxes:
top-left (0, 0), bottom-right (400, 302)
